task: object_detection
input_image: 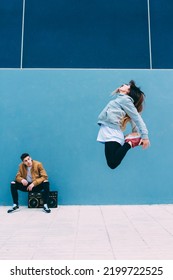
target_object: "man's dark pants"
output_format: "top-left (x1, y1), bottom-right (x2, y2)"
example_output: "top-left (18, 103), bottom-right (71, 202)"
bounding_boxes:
top-left (10, 181), bottom-right (50, 206)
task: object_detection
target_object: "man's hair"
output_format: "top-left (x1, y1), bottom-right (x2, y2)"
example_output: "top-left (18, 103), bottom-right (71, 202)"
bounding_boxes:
top-left (20, 153), bottom-right (30, 161)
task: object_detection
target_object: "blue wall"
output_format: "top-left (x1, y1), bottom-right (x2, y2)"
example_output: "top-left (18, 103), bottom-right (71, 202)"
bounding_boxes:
top-left (1, 69), bottom-right (173, 205)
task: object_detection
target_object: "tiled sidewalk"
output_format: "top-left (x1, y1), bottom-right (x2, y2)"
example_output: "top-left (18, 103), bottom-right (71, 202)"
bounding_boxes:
top-left (1, 205), bottom-right (173, 260)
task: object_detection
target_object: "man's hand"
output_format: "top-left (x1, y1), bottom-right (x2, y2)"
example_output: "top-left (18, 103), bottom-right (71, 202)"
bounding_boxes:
top-left (21, 179), bottom-right (28, 186)
top-left (140, 139), bottom-right (150, 149)
top-left (27, 183), bottom-right (34, 191)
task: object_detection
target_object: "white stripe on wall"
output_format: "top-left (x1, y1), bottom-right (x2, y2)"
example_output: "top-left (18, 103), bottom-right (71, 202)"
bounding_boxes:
top-left (147, 0), bottom-right (153, 69)
top-left (20, 0), bottom-right (26, 69)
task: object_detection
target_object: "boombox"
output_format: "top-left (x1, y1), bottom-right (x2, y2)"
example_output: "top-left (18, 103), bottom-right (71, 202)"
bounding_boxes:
top-left (28, 191), bottom-right (58, 208)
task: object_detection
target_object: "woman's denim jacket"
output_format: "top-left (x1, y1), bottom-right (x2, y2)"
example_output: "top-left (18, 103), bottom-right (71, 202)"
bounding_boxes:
top-left (97, 93), bottom-right (148, 139)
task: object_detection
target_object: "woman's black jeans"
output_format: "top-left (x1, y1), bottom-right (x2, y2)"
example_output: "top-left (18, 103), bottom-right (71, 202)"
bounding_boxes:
top-left (105, 141), bottom-right (131, 169)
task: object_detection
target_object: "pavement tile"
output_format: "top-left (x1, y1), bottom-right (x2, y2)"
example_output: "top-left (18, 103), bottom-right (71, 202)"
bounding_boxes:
top-left (0, 205), bottom-right (173, 260)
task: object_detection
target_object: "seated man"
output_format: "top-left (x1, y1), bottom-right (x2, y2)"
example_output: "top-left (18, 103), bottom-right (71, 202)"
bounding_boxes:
top-left (7, 153), bottom-right (51, 213)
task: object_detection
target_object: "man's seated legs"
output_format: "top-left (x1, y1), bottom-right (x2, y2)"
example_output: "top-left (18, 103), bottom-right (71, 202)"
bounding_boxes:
top-left (7, 181), bottom-right (28, 213)
top-left (8, 181), bottom-right (51, 213)
top-left (31, 180), bottom-right (51, 213)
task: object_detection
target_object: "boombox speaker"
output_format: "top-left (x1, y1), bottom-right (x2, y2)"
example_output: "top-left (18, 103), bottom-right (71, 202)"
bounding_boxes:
top-left (28, 191), bottom-right (58, 208)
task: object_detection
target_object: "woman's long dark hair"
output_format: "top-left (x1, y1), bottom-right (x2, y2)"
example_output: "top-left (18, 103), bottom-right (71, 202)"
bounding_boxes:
top-left (121, 80), bottom-right (145, 130)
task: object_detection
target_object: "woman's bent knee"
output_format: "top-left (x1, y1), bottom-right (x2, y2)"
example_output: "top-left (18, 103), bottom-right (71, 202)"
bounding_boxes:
top-left (107, 161), bottom-right (119, 169)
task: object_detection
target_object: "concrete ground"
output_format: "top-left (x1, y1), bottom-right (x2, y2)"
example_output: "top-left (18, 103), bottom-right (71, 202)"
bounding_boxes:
top-left (1, 204), bottom-right (173, 260)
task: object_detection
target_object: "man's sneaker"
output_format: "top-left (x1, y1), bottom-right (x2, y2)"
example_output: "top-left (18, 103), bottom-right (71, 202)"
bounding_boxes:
top-left (7, 205), bottom-right (19, 213)
top-left (125, 133), bottom-right (142, 148)
top-left (43, 205), bottom-right (51, 213)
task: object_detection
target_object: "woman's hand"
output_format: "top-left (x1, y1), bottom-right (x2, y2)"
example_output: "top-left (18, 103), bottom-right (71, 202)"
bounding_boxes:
top-left (140, 139), bottom-right (150, 149)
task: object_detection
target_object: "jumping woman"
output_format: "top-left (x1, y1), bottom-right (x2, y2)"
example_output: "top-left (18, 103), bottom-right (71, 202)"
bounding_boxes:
top-left (97, 80), bottom-right (150, 169)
